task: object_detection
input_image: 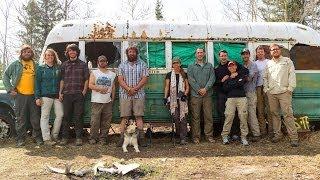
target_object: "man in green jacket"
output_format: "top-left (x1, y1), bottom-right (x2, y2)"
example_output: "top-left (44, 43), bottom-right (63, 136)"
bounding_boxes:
top-left (2, 45), bottom-right (42, 147)
top-left (187, 48), bottom-right (216, 144)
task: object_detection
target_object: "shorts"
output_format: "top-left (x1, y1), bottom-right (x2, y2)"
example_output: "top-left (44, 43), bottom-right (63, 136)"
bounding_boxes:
top-left (120, 98), bottom-right (145, 117)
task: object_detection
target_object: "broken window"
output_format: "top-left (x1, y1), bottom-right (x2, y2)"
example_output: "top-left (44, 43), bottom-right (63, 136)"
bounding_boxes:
top-left (290, 44), bottom-right (320, 70)
top-left (172, 42), bottom-right (205, 68)
top-left (47, 42), bottom-right (78, 63)
top-left (85, 41), bottom-right (121, 68)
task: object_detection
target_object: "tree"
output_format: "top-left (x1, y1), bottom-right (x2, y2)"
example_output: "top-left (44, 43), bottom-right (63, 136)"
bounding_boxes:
top-left (17, 0), bottom-right (64, 60)
top-left (220, 0), bottom-right (261, 22)
top-left (0, 0), bottom-right (15, 67)
top-left (155, 0), bottom-right (164, 20)
top-left (120, 0), bottom-right (152, 20)
top-left (17, 0), bottom-right (43, 59)
top-left (259, 0), bottom-right (320, 29)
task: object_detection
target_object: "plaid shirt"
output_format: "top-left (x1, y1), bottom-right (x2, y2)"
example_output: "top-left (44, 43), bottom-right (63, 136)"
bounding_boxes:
top-left (117, 59), bottom-right (149, 99)
top-left (35, 64), bottom-right (61, 99)
top-left (60, 59), bottom-right (89, 94)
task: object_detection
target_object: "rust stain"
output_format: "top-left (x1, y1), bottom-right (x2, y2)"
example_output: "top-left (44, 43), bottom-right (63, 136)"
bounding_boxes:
top-left (83, 22), bottom-right (116, 39)
top-left (131, 31), bottom-right (137, 39)
top-left (141, 30), bottom-right (148, 39)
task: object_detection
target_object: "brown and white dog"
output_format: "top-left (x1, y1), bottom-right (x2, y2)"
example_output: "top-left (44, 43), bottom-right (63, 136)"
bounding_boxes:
top-left (122, 120), bottom-right (140, 153)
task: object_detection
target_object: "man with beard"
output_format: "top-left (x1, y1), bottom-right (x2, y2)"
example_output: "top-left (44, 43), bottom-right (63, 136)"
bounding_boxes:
top-left (3, 45), bottom-right (43, 146)
top-left (263, 44), bottom-right (299, 147)
top-left (59, 44), bottom-right (89, 146)
top-left (214, 50), bottom-right (247, 140)
top-left (117, 46), bottom-right (149, 147)
top-left (88, 55), bottom-right (116, 145)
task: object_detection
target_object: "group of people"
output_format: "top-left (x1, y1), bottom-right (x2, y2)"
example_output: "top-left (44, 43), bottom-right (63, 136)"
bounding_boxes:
top-left (3, 42), bottom-right (299, 148)
top-left (164, 44), bottom-right (298, 147)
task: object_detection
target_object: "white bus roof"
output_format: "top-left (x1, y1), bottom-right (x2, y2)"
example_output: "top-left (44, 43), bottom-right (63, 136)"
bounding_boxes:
top-left (45, 19), bottom-right (320, 46)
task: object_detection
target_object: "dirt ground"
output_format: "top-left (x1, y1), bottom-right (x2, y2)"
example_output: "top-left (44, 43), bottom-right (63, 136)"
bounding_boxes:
top-left (1, 126), bottom-right (320, 180)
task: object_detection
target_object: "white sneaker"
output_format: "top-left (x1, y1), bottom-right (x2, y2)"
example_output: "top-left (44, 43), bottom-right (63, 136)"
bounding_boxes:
top-left (222, 136), bottom-right (229, 145)
top-left (241, 138), bottom-right (249, 146)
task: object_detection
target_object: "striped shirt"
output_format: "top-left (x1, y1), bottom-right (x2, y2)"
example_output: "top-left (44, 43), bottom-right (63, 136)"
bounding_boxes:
top-left (117, 60), bottom-right (149, 99)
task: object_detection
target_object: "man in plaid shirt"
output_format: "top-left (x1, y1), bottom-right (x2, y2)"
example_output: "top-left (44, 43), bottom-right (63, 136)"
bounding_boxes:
top-left (59, 44), bottom-right (89, 146)
top-left (117, 46), bottom-right (149, 147)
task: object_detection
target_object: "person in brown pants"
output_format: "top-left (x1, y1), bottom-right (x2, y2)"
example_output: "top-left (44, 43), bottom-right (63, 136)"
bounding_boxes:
top-left (263, 44), bottom-right (299, 147)
top-left (164, 58), bottom-right (189, 145)
top-left (254, 46), bottom-right (272, 137)
top-left (187, 48), bottom-right (215, 144)
top-left (88, 55), bottom-right (116, 145)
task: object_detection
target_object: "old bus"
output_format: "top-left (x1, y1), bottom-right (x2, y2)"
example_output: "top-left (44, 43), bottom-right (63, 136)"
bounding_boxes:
top-left (1, 19), bottom-right (320, 137)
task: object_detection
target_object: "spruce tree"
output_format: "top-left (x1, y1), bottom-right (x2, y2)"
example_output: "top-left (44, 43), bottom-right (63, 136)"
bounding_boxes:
top-left (155, 0), bottom-right (164, 20)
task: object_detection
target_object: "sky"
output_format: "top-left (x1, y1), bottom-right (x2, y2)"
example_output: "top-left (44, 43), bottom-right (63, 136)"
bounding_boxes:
top-left (93, 0), bottom-right (225, 22)
top-left (0, 0), bottom-right (226, 62)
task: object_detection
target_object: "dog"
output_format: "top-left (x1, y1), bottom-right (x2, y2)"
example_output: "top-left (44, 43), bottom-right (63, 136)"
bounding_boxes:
top-left (122, 120), bottom-right (140, 153)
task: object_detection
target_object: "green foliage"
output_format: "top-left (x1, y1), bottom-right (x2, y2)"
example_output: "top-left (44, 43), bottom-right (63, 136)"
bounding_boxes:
top-left (259, 0), bottom-right (310, 24)
top-left (155, 0), bottom-right (164, 20)
top-left (18, 0), bottom-right (63, 61)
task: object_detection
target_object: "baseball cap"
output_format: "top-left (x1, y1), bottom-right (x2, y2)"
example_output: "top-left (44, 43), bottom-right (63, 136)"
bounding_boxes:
top-left (228, 61), bottom-right (236, 67)
top-left (172, 57), bottom-right (181, 64)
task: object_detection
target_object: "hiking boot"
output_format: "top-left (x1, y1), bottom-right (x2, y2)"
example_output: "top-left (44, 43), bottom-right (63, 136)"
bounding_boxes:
top-left (251, 136), bottom-right (261, 142)
top-left (231, 135), bottom-right (240, 141)
top-left (180, 139), bottom-right (187, 145)
top-left (241, 138), bottom-right (249, 146)
top-left (222, 136), bottom-right (229, 145)
top-left (117, 133), bottom-right (124, 147)
top-left (138, 130), bottom-right (147, 147)
top-left (206, 137), bottom-right (215, 143)
top-left (99, 138), bottom-right (107, 145)
top-left (36, 139), bottom-right (44, 146)
top-left (75, 138), bottom-right (83, 146)
top-left (16, 139), bottom-right (25, 147)
top-left (193, 138), bottom-right (200, 144)
top-left (271, 136), bottom-right (282, 143)
top-left (88, 139), bottom-right (97, 144)
top-left (60, 138), bottom-right (68, 146)
top-left (44, 140), bottom-right (56, 146)
top-left (290, 140), bottom-right (299, 147)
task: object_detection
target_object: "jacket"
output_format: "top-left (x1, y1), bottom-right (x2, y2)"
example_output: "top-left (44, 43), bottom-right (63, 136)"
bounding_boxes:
top-left (2, 60), bottom-right (38, 93)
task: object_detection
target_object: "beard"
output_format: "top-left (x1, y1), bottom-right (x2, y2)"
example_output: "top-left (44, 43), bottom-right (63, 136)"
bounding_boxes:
top-left (99, 64), bottom-right (107, 68)
top-left (21, 56), bottom-right (31, 61)
top-left (128, 55), bottom-right (137, 62)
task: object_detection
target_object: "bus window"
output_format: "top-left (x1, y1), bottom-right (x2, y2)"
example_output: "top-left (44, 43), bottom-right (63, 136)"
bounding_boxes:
top-left (47, 42), bottom-right (78, 62)
top-left (172, 42), bottom-right (205, 68)
top-left (290, 44), bottom-right (320, 70)
top-left (213, 42), bottom-right (246, 65)
top-left (148, 42), bottom-right (165, 68)
top-left (85, 42), bottom-right (121, 68)
top-left (254, 44), bottom-right (289, 60)
top-left (136, 42), bottom-right (166, 68)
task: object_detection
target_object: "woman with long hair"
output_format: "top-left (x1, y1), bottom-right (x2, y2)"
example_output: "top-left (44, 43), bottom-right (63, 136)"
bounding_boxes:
top-left (35, 49), bottom-right (63, 146)
top-left (164, 57), bottom-right (189, 145)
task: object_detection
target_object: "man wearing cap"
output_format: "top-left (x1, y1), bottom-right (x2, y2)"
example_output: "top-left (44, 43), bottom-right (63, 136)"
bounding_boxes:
top-left (187, 48), bottom-right (215, 144)
top-left (117, 46), bottom-right (149, 147)
top-left (254, 46), bottom-right (272, 137)
top-left (88, 55), bottom-right (116, 145)
top-left (221, 61), bottom-right (249, 145)
top-left (3, 45), bottom-right (42, 147)
top-left (241, 48), bottom-right (261, 141)
top-left (263, 44), bottom-right (299, 147)
top-left (59, 44), bottom-right (89, 146)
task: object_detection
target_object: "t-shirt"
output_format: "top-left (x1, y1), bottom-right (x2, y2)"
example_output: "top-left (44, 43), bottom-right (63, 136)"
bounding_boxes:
top-left (255, 59), bottom-right (269, 86)
top-left (91, 69), bottom-right (116, 103)
top-left (16, 60), bottom-right (35, 95)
